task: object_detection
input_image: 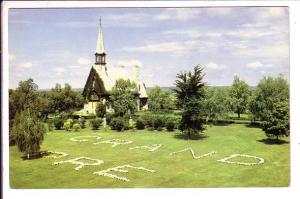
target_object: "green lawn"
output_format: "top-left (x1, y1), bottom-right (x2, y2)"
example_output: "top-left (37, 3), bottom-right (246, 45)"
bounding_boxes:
top-left (9, 124), bottom-right (290, 188)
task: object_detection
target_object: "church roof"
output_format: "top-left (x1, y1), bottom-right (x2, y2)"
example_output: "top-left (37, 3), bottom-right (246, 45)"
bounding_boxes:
top-left (92, 64), bottom-right (148, 98)
top-left (95, 19), bottom-right (105, 54)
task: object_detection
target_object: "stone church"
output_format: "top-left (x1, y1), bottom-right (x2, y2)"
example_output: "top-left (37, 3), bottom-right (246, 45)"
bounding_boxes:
top-left (82, 19), bottom-right (148, 114)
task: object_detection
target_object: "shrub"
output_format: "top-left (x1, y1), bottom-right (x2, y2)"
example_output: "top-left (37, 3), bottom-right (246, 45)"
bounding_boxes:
top-left (153, 117), bottom-right (163, 130)
top-left (95, 102), bottom-right (106, 118)
top-left (135, 119), bottom-right (145, 130)
top-left (105, 113), bottom-right (114, 126)
top-left (166, 120), bottom-right (175, 131)
top-left (73, 123), bottom-right (81, 132)
top-left (110, 117), bottom-right (129, 131)
top-left (140, 114), bottom-right (155, 127)
top-left (157, 127), bottom-right (163, 131)
top-left (63, 119), bottom-right (73, 131)
top-left (53, 117), bottom-right (64, 130)
top-left (89, 118), bottom-right (103, 130)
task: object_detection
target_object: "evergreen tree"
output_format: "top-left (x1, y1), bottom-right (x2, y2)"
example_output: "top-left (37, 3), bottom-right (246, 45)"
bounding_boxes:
top-left (174, 65), bottom-right (206, 139)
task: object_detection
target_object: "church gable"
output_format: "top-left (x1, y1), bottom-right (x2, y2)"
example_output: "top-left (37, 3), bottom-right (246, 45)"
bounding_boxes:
top-left (83, 67), bottom-right (107, 101)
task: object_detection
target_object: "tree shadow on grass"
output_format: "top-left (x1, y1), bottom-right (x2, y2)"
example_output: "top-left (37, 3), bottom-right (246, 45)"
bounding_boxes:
top-left (258, 138), bottom-right (289, 145)
top-left (21, 150), bottom-right (51, 160)
top-left (173, 133), bottom-right (209, 140)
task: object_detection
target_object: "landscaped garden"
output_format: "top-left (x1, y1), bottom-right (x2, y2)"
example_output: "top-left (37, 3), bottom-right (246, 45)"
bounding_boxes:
top-left (9, 123), bottom-right (289, 188)
top-left (9, 66), bottom-right (290, 188)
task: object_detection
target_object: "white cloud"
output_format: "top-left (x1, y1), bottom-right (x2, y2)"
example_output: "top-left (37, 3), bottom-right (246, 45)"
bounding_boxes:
top-left (77, 57), bottom-right (91, 65)
top-left (125, 42), bottom-right (186, 53)
top-left (246, 61), bottom-right (274, 69)
top-left (155, 8), bottom-right (233, 22)
top-left (117, 59), bottom-right (142, 67)
top-left (155, 8), bottom-right (202, 21)
top-left (235, 43), bottom-right (289, 59)
top-left (19, 62), bottom-right (32, 68)
top-left (258, 7), bottom-right (288, 20)
top-left (9, 53), bottom-right (16, 62)
top-left (55, 67), bottom-right (66, 75)
top-left (206, 62), bottom-right (227, 70)
top-left (68, 65), bottom-right (81, 69)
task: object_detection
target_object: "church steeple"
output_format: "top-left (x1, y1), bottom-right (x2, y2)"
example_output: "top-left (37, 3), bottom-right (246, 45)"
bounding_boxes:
top-left (95, 17), bottom-right (106, 65)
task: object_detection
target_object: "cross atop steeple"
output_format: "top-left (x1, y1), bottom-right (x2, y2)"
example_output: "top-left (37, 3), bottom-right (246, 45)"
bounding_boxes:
top-left (95, 17), bottom-right (106, 65)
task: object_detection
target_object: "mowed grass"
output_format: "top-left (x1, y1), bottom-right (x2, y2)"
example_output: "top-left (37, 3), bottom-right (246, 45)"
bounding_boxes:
top-left (9, 124), bottom-right (290, 188)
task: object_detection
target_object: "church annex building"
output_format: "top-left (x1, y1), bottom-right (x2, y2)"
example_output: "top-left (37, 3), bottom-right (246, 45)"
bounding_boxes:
top-left (80, 19), bottom-right (148, 115)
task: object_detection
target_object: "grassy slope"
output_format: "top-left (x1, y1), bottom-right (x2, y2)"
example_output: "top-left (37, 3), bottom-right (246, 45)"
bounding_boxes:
top-left (9, 124), bottom-right (289, 188)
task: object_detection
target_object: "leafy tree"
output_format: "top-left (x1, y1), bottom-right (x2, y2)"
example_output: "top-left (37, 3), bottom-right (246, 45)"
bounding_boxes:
top-left (148, 86), bottom-right (176, 111)
top-left (12, 109), bottom-right (46, 159)
top-left (95, 101), bottom-right (106, 118)
top-left (9, 79), bottom-right (47, 145)
top-left (202, 87), bottom-right (230, 123)
top-left (229, 76), bottom-right (250, 118)
top-left (262, 100), bottom-right (289, 140)
top-left (174, 65), bottom-right (206, 139)
top-left (48, 83), bottom-right (84, 113)
top-left (249, 75), bottom-right (289, 121)
top-left (108, 79), bottom-right (138, 117)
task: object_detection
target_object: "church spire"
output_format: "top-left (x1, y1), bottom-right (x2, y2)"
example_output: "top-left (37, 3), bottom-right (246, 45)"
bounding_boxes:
top-left (95, 17), bottom-right (106, 65)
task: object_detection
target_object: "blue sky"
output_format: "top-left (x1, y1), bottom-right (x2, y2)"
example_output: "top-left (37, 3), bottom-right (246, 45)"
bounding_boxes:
top-left (8, 7), bottom-right (289, 89)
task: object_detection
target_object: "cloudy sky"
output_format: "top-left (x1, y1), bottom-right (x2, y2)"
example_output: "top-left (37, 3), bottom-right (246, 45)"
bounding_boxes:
top-left (8, 7), bottom-right (289, 89)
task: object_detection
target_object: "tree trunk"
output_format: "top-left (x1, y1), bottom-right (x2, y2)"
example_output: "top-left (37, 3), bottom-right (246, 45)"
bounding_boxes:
top-left (238, 111), bottom-right (240, 118)
top-left (27, 153), bottom-right (30, 159)
top-left (188, 129), bottom-right (191, 140)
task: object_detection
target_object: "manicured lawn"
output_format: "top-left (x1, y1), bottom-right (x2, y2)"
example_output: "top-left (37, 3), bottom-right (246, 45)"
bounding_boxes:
top-left (9, 124), bottom-right (290, 188)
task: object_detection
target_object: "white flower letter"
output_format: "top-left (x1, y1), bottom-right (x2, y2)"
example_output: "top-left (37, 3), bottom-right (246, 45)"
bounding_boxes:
top-left (94, 164), bottom-right (156, 182)
top-left (54, 157), bottom-right (104, 170)
top-left (217, 154), bottom-right (264, 166)
top-left (94, 139), bottom-right (133, 147)
top-left (129, 144), bottom-right (162, 152)
top-left (170, 147), bottom-right (217, 159)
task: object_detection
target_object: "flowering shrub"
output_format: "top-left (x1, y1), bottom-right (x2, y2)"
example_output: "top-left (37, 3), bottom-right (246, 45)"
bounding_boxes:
top-left (73, 123), bottom-right (81, 132)
top-left (217, 154), bottom-right (264, 166)
top-left (93, 164), bottom-right (156, 182)
top-left (63, 119), bottom-right (73, 131)
top-left (53, 156), bottom-right (104, 170)
top-left (170, 147), bottom-right (217, 159)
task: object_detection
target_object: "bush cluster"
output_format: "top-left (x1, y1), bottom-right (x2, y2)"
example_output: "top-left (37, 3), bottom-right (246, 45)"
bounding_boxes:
top-left (110, 117), bottom-right (129, 131)
top-left (135, 113), bottom-right (178, 131)
top-left (89, 118), bottom-right (103, 130)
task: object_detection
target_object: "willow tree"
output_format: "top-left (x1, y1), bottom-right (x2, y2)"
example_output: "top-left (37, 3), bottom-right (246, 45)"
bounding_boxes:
top-left (12, 109), bottom-right (46, 159)
top-left (174, 65), bottom-right (206, 139)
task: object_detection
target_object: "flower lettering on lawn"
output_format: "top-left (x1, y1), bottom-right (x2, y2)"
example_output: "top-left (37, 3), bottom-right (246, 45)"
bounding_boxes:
top-left (70, 136), bottom-right (101, 142)
top-left (93, 164), bottom-right (156, 182)
top-left (129, 144), bottom-right (162, 152)
top-left (170, 147), bottom-right (217, 159)
top-left (217, 154), bottom-right (265, 166)
top-left (93, 139), bottom-right (133, 147)
top-left (46, 151), bottom-right (69, 159)
top-left (53, 157), bottom-right (104, 170)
